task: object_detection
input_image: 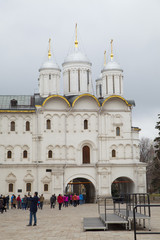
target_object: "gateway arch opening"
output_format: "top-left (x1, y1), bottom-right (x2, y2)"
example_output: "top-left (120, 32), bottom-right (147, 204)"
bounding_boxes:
top-left (111, 177), bottom-right (134, 197)
top-left (66, 177), bottom-right (96, 203)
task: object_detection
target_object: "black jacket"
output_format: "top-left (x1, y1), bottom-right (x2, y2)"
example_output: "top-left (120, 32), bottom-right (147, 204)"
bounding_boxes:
top-left (30, 196), bottom-right (38, 213)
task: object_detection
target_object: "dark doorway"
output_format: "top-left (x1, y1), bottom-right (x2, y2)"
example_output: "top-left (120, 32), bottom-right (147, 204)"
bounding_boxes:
top-left (111, 177), bottom-right (134, 197)
top-left (66, 177), bottom-right (95, 203)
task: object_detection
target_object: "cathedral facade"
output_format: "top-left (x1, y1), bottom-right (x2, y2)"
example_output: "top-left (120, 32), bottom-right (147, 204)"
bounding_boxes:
top-left (0, 31), bottom-right (146, 201)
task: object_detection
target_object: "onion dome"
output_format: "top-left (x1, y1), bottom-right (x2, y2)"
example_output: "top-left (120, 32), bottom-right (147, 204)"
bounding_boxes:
top-left (40, 59), bottom-right (60, 70)
top-left (103, 61), bottom-right (122, 71)
top-left (39, 38), bottom-right (60, 71)
top-left (64, 48), bottom-right (90, 64)
top-left (102, 39), bottom-right (122, 72)
top-left (63, 24), bottom-right (91, 65)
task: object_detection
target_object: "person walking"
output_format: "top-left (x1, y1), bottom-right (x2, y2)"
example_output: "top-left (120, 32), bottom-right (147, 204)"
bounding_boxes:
top-left (17, 195), bottom-right (21, 209)
top-left (50, 194), bottom-right (56, 209)
top-left (79, 193), bottom-right (83, 205)
top-left (39, 194), bottom-right (44, 210)
top-left (73, 194), bottom-right (77, 207)
top-left (27, 192), bottom-right (38, 226)
top-left (13, 195), bottom-right (17, 208)
top-left (57, 194), bottom-right (63, 210)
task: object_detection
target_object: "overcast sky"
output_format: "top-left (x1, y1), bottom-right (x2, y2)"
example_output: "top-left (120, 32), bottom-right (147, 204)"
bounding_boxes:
top-left (0, 0), bottom-right (160, 140)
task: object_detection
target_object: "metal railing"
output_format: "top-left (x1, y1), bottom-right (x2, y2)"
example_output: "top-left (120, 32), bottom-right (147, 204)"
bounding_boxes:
top-left (133, 204), bottom-right (160, 240)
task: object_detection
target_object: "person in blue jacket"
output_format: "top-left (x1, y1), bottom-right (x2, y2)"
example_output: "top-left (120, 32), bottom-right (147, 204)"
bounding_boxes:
top-left (27, 192), bottom-right (38, 226)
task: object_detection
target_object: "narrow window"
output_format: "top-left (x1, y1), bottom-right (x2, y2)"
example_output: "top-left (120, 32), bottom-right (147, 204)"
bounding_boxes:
top-left (119, 76), bottom-right (121, 94)
top-left (44, 184), bottom-right (48, 192)
top-left (49, 74), bottom-right (51, 80)
top-left (10, 121), bottom-right (15, 131)
top-left (83, 146), bottom-right (90, 164)
top-left (84, 120), bottom-right (88, 130)
top-left (26, 183), bottom-right (31, 192)
top-left (87, 70), bottom-right (89, 92)
top-left (112, 149), bottom-right (116, 157)
top-left (68, 70), bottom-right (70, 92)
top-left (113, 75), bottom-right (115, 94)
top-left (99, 84), bottom-right (102, 97)
top-left (78, 69), bottom-right (80, 92)
top-left (106, 76), bottom-right (108, 94)
top-left (26, 121), bottom-right (30, 131)
top-left (9, 183), bottom-right (13, 192)
top-left (46, 119), bottom-right (51, 129)
top-left (48, 150), bottom-right (52, 158)
top-left (116, 127), bottom-right (120, 136)
top-left (23, 150), bottom-right (28, 158)
top-left (7, 151), bottom-right (12, 159)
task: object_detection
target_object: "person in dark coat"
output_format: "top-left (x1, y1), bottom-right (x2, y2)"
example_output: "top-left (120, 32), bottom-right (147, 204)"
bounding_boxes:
top-left (27, 192), bottom-right (38, 226)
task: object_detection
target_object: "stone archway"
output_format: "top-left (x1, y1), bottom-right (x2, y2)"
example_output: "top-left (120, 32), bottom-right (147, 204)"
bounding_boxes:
top-left (66, 177), bottom-right (96, 203)
top-left (111, 176), bottom-right (135, 197)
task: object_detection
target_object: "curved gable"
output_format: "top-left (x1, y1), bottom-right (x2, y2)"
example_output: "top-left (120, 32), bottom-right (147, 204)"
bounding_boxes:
top-left (42, 95), bottom-right (70, 110)
top-left (102, 96), bottom-right (131, 111)
top-left (72, 94), bottom-right (100, 110)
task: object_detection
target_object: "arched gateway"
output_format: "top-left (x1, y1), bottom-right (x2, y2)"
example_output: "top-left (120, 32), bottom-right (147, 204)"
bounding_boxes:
top-left (111, 177), bottom-right (135, 197)
top-left (65, 177), bottom-right (96, 203)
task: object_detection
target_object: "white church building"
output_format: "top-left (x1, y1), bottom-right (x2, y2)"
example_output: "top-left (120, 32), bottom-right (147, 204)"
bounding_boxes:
top-left (0, 27), bottom-right (146, 202)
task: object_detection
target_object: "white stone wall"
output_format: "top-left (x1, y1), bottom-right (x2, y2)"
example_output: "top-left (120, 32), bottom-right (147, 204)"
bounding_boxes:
top-left (0, 96), bottom-right (146, 199)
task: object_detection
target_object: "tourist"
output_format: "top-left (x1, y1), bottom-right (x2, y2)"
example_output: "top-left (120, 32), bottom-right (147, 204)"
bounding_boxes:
top-left (73, 193), bottom-right (77, 207)
top-left (11, 194), bottom-right (14, 209)
top-left (27, 192), bottom-right (38, 226)
top-left (40, 194), bottom-right (44, 210)
top-left (23, 195), bottom-right (27, 210)
top-left (57, 194), bottom-right (63, 210)
top-left (64, 195), bottom-right (68, 207)
top-left (79, 193), bottom-right (83, 205)
top-left (50, 194), bottom-right (56, 208)
top-left (6, 195), bottom-right (9, 209)
top-left (13, 195), bottom-right (17, 208)
top-left (17, 195), bottom-right (21, 209)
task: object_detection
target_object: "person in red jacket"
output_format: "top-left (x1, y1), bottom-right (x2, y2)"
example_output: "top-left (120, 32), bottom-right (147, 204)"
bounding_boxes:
top-left (16, 195), bottom-right (21, 209)
top-left (57, 194), bottom-right (63, 210)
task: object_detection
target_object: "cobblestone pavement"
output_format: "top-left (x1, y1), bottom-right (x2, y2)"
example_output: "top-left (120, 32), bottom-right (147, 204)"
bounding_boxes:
top-left (0, 204), bottom-right (160, 240)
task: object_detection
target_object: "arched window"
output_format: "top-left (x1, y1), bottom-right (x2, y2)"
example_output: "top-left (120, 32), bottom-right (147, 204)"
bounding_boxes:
top-left (112, 149), bottom-right (116, 158)
top-left (26, 183), bottom-right (31, 192)
top-left (48, 150), bottom-right (52, 158)
top-left (23, 150), bottom-right (28, 158)
top-left (44, 184), bottom-right (48, 192)
top-left (78, 69), bottom-right (80, 91)
top-left (7, 151), bottom-right (12, 159)
top-left (116, 127), bottom-right (120, 136)
top-left (26, 121), bottom-right (30, 131)
top-left (9, 183), bottom-right (13, 192)
top-left (84, 119), bottom-right (88, 130)
top-left (10, 121), bottom-right (15, 131)
top-left (46, 119), bottom-right (51, 129)
top-left (83, 146), bottom-right (90, 164)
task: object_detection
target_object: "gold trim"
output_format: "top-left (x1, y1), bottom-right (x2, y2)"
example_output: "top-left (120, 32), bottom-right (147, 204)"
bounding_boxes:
top-left (102, 95), bottom-right (132, 107)
top-left (75, 23), bottom-right (78, 48)
top-left (0, 110), bottom-right (35, 113)
top-left (110, 39), bottom-right (114, 60)
top-left (48, 38), bottom-right (51, 59)
top-left (42, 95), bottom-right (71, 107)
top-left (72, 94), bottom-right (100, 107)
top-left (132, 127), bottom-right (141, 132)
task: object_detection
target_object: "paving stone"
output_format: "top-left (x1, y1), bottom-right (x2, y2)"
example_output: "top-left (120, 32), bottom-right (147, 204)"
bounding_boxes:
top-left (0, 203), bottom-right (160, 240)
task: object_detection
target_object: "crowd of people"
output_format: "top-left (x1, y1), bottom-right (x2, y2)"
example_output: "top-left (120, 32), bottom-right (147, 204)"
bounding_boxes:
top-left (0, 193), bottom-right (86, 213)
